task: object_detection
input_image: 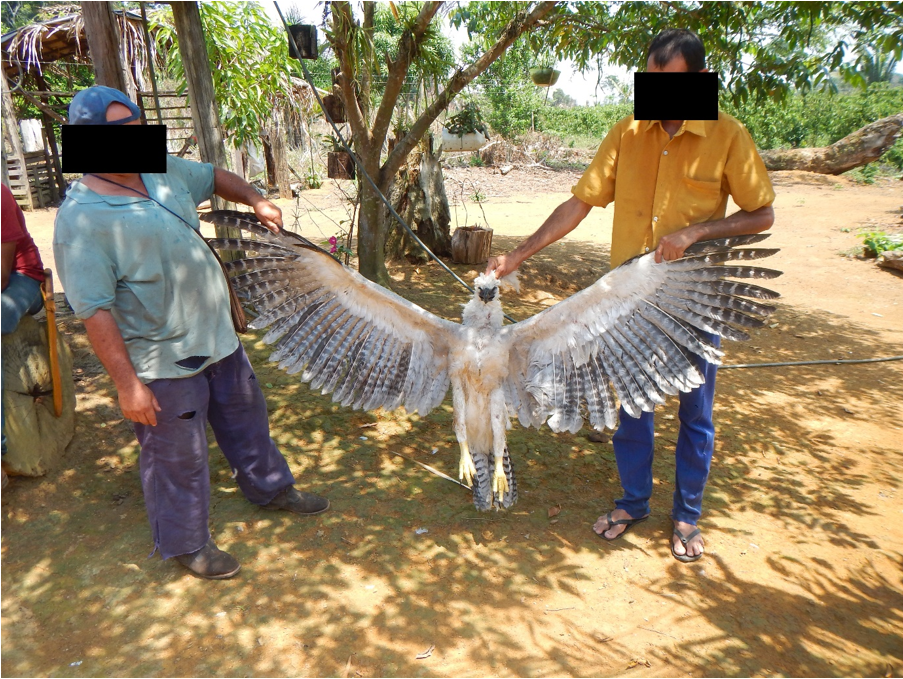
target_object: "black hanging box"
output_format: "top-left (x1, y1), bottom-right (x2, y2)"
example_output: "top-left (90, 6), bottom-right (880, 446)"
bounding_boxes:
top-left (288, 24), bottom-right (317, 60)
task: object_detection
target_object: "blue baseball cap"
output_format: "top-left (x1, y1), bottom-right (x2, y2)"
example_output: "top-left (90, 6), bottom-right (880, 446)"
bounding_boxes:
top-left (68, 86), bottom-right (142, 125)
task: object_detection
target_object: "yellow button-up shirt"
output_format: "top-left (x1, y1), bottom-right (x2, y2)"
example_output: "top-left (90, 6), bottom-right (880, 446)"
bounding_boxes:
top-left (572, 112), bottom-right (775, 269)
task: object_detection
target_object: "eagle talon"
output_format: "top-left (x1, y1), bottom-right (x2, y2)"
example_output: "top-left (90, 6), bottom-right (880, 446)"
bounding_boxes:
top-left (458, 444), bottom-right (476, 488)
top-left (492, 455), bottom-right (509, 497)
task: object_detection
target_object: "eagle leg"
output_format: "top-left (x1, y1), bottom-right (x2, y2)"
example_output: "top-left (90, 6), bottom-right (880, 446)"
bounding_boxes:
top-left (452, 381), bottom-right (476, 488)
top-left (489, 389), bottom-right (516, 507)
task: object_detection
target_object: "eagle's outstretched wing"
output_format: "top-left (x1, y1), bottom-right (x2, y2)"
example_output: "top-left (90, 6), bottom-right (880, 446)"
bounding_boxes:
top-left (500, 235), bottom-right (781, 433)
top-left (201, 211), bottom-right (459, 415)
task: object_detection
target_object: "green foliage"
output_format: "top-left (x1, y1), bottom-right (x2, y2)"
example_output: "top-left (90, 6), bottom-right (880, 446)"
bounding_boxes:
top-left (151, 2), bottom-right (300, 147)
top-left (304, 167), bottom-right (323, 190)
top-left (860, 231), bottom-right (903, 257)
top-left (460, 39), bottom-right (546, 138)
top-left (535, 103), bottom-right (633, 139)
top-left (445, 103), bottom-right (489, 137)
top-left (453, 2), bottom-right (903, 105)
top-left (0, 0), bottom-right (43, 32)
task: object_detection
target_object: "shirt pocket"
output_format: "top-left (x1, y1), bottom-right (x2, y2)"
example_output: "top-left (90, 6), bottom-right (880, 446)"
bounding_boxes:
top-left (680, 177), bottom-right (723, 224)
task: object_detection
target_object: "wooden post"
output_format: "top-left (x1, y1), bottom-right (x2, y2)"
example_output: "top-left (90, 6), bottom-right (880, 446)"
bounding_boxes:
top-left (2, 70), bottom-right (32, 210)
top-left (80, 2), bottom-right (129, 92)
top-left (271, 109), bottom-right (292, 199)
top-left (170, 1), bottom-right (238, 238)
top-left (33, 72), bottom-right (65, 199)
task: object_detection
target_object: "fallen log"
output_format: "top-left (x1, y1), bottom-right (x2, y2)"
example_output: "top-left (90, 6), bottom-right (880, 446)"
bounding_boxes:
top-left (759, 113), bottom-right (903, 175)
top-left (878, 251), bottom-right (903, 273)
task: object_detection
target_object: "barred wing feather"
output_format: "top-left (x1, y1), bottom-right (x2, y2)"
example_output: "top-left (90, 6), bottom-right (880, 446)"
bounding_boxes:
top-left (200, 212), bottom-right (459, 415)
top-left (501, 234), bottom-right (781, 434)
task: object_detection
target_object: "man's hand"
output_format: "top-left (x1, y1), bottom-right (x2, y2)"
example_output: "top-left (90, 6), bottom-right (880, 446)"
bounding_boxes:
top-left (485, 253), bottom-right (521, 278)
top-left (213, 167), bottom-right (283, 233)
top-left (118, 379), bottom-right (162, 426)
top-left (654, 226), bottom-right (700, 263)
top-left (251, 197), bottom-right (283, 234)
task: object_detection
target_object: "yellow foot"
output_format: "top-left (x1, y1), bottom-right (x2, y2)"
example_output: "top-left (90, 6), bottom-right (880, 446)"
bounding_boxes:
top-left (458, 443), bottom-right (476, 488)
top-left (492, 455), bottom-right (509, 498)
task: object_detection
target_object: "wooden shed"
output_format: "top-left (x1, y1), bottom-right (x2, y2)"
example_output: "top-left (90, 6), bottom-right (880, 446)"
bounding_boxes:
top-left (0, 9), bottom-right (187, 210)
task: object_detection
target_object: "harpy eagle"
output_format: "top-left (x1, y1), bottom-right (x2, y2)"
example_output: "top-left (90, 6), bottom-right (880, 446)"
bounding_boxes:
top-left (202, 211), bottom-right (781, 511)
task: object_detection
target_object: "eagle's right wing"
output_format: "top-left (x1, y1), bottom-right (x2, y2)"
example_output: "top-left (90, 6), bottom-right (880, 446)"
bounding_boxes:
top-left (500, 235), bottom-right (781, 433)
top-left (201, 211), bottom-right (460, 415)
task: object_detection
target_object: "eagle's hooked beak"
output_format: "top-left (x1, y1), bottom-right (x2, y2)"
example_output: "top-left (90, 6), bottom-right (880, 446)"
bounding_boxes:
top-left (478, 287), bottom-right (497, 303)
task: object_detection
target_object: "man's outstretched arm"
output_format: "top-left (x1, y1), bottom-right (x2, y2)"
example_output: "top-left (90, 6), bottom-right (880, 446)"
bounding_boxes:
top-left (486, 196), bottom-right (594, 277)
top-left (654, 204), bottom-right (775, 263)
top-left (213, 167), bottom-right (283, 233)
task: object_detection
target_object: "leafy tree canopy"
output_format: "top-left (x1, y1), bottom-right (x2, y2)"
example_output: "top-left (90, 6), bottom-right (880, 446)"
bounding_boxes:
top-left (151, 1), bottom-right (303, 147)
top-left (453, 1), bottom-right (903, 103)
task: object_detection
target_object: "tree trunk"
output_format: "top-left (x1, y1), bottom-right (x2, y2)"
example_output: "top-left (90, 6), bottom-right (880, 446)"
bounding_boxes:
top-left (271, 109), bottom-right (292, 199)
top-left (170, 0), bottom-right (238, 239)
top-left (81, 1), bottom-right (129, 93)
top-left (760, 114), bottom-right (903, 174)
top-left (357, 182), bottom-right (393, 288)
top-left (384, 140), bottom-right (451, 263)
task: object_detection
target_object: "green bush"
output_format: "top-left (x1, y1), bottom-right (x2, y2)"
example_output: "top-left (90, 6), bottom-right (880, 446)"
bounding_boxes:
top-left (860, 231), bottom-right (903, 257)
top-left (535, 103), bottom-right (633, 140)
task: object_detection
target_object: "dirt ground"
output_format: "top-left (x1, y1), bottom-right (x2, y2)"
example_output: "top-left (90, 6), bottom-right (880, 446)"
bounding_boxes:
top-left (2, 168), bottom-right (902, 678)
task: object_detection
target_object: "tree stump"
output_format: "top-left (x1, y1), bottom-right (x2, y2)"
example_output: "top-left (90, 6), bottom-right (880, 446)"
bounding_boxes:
top-left (2, 315), bottom-right (76, 476)
top-left (385, 143), bottom-right (452, 263)
top-left (451, 226), bottom-right (493, 265)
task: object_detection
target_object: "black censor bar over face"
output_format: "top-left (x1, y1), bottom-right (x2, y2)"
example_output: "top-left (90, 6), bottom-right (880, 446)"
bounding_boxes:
top-left (62, 125), bottom-right (168, 174)
top-left (634, 72), bottom-right (719, 121)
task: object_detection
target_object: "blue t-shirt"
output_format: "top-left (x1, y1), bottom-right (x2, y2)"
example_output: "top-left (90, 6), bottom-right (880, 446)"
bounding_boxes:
top-left (53, 155), bottom-right (238, 382)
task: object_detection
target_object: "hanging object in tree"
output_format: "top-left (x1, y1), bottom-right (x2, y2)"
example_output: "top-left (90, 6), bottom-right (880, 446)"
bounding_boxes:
top-left (327, 151), bottom-right (355, 180)
top-left (321, 94), bottom-right (346, 123)
top-left (288, 24), bottom-right (317, 60)
top-left (529, 67), bottom-right (560, 87)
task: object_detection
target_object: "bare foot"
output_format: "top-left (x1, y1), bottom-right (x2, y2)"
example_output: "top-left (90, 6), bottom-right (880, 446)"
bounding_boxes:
top-left (592, 509), bottom-right (647, 540)
top-left (672, 520), bottom-right (704, 559)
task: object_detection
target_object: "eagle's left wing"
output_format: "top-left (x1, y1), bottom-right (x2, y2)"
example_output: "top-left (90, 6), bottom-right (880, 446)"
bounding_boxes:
top-left (200, 211), bottom-right (460, 416)
top-left (500, 235), bottom-right (781, 433)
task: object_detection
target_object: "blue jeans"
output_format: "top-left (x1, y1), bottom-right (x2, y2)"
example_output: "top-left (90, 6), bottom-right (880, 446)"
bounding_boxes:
top-left (1, 272), bottom-right (43, 335)
top-left (2, 272), bottom-right (45, 457)
top-left (133, 342), bottom-right (295, 559)
top-left (612, 334), bottom-right (720, 526)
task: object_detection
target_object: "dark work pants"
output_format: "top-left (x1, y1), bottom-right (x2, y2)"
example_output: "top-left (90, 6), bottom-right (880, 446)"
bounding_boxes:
top-left (134, 343), bottom-right (295, 559)
top-left (612, 333), bottom-right (720, 526)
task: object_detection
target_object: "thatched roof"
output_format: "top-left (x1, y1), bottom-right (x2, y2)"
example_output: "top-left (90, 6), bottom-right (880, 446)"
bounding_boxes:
top-left (2, 8), bottom-right (153, 89)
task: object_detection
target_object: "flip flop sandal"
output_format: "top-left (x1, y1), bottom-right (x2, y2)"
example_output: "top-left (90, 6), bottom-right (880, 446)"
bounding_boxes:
top-left (671, 526), bottom-right (703, 562)
top-left (594, 512), bottom-right (649, 542)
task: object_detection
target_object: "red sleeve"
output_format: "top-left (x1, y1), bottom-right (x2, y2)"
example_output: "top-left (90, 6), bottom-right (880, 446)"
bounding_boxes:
top-left (1, 184), bottom-right (26, 243)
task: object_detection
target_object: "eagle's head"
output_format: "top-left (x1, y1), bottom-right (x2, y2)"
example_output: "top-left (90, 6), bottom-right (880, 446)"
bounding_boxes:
top-left (474, 272), bottom-right (499, 304)
top-left (472, 271), bottom-right (520, 305)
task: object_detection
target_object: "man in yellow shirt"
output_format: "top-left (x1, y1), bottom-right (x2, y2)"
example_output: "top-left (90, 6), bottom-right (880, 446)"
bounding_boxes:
top-left (487, 29), bottom-right (775, 561)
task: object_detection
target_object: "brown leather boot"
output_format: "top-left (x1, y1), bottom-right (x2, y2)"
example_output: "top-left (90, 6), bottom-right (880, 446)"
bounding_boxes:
top-left (174, 538), bottom-right (241, 579)
top-left (261, 486), bottom-right (330, 515)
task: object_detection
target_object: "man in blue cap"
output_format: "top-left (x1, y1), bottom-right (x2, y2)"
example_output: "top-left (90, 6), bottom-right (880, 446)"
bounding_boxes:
top-left (54, 86), bottom-right (329, 579)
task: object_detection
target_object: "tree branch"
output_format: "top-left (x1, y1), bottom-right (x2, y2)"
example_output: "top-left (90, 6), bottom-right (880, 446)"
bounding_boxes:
top-left (371, 1), bottom-right (444, 150)
top-left (331, 1), bottom-right (372, 156)
top-left (360, 2), bottom-right (375, 123)
top-left (381, 1), bottom-right (559, 182)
